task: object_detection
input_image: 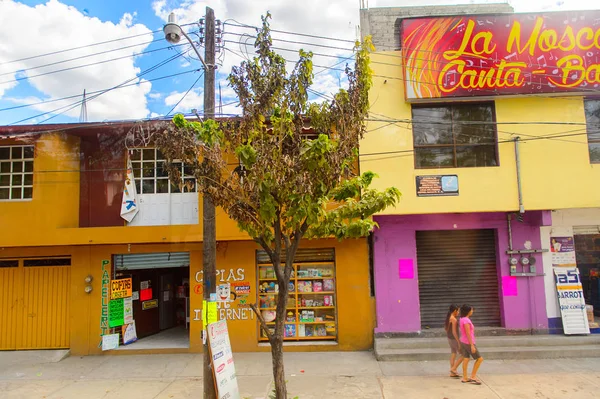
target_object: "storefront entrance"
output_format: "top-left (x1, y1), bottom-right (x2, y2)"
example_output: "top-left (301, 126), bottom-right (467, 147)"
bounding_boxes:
top-left (113, 252), bottom-right (190, 350)
top-left (416, 229), bottom-right (501, 329)
top-left (574, 232), bottom-right (600, 318)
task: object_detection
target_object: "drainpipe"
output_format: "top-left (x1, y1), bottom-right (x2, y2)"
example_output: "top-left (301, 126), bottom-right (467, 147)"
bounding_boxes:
top-left (514, 137), bottom-right (525, 214)
top-left (507, 213), bottom-right (513, 252)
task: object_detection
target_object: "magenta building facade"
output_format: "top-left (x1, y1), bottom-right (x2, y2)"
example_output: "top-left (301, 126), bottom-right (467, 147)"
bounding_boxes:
top-left (373, 212), bottom-right (552, 334)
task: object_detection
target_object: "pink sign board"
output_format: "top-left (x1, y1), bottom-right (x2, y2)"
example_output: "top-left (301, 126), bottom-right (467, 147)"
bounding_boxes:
top-left (398, 259), bottom-right (414, 279)
top-left (502, 276), bottom-right (518, 297)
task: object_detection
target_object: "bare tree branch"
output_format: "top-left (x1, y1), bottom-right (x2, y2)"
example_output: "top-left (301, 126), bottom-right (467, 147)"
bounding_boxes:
top-left (250, 303), bottom-right (273, 343)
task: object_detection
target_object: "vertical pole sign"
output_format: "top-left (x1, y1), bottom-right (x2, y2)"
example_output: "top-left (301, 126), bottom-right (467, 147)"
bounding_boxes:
top-left (208, 320), bottom-right (240, 399)
top-left (554, 268), bottom-right (590, 335)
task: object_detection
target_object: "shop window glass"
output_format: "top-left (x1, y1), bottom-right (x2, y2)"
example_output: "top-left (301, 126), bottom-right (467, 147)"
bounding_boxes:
top-left (257, 249), bottom-right (337, 342)
top-left (585, 100), bottom-right (600, 163)
top-left (0, 145), bottom-right (34, 200)
top-left (412, 103), bottom-right (498, 169)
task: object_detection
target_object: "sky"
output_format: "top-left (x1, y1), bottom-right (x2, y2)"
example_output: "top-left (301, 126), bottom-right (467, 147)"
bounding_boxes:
top-left (0, 0), bottom-right (597, 125)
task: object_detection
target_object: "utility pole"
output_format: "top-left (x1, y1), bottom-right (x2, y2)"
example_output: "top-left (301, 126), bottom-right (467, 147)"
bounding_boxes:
top-left (164, 8), bottom-right (217, 398)
top-left (202, 7), bottom-right (217, 399)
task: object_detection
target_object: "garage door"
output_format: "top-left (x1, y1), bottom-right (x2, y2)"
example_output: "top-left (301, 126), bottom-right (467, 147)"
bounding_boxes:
top-left (0, 257), bottom-right (70, 350)
top-left (417, 230), bottom-right (501, 329)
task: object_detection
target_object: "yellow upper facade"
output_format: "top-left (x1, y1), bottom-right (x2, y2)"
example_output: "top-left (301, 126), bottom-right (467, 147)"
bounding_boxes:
top-left (361, 50), bottom-right (600, 216)
top-left (0, 131), bottom-right (248, 248)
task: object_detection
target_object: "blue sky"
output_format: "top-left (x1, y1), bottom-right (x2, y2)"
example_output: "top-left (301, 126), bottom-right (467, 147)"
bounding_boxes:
top-left (0, 0), bottom-right (597, 125)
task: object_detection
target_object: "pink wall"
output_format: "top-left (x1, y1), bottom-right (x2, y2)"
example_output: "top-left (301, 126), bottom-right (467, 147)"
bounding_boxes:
top-left (373, 212), bottom-right (550, 333)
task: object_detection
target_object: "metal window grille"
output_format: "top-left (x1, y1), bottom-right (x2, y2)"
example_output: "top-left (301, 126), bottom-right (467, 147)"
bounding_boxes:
top-left (0, 145), bottom-right (34, 200)
top-left (129, 148), bottom-right (197, 194)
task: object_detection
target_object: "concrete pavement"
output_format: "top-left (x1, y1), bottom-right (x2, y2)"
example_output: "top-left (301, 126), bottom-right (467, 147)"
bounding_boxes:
top-left (1, 351), bottom-right (600, 398)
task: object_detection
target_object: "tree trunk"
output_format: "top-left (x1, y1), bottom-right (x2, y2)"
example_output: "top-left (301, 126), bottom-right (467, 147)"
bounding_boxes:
top-left (271, 335), bottom-right (286, 398)
top-left (271, 272), bottom-right (290, 398)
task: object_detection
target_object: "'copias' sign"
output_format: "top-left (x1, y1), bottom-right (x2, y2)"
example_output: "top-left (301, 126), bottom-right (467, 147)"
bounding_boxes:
top-left (401, 11), bottom-right (600, 100)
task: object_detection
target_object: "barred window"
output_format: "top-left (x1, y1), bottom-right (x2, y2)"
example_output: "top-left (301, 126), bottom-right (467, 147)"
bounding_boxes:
top-left (130, 148), bottom-right (196, 194)
top-left (0, 145), bottom-right (34, 200)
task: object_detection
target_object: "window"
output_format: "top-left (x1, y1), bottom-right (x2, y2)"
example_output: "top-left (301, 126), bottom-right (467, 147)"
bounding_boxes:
top-left (130, 148), bottom-right (196, 194)
top-left (0, 145), bottom-right (34, 200)
top-left (412, 103), bottom-right (498, 168)
top-left (257, 248), bottom-right (337, 342)
top-left (585, 100), bottom-right (600, 163)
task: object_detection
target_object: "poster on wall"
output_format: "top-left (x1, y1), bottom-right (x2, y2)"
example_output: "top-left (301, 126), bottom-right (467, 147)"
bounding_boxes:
top-left (401, 11), bottom-right (600, 101)
top-left (123, 297), bottom-right (133, 324)
top-left (111, 278), bottom-right (132, 299)
top-left (416, 175), bottom-right (458, 197)
top-left (551, 236), bottom-right (577, 267)
top-left (208, 320), bottom-right (240, 399)
top-left (554, 268), bottom-right (590, 335)
top-left (108, 298), bottom-right (124, 328)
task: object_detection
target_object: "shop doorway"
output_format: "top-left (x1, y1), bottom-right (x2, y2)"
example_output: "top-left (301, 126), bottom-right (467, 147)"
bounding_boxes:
top-left (113, 252), bottom-right (190, 350)
top-left (416, 229), bottom-right (501, 329)
top-left (573, 233), bottom-right (600, 317)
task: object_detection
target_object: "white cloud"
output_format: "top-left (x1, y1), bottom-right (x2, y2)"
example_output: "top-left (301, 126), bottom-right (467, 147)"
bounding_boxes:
top-left (149, 92), bottom-right (163, 99)
top-left (164, 88), bottom-right (204, 114)
top-left (0, 0), bottom-right (154, 122)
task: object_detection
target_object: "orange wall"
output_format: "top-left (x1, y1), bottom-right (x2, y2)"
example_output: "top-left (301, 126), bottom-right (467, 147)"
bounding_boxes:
top-left (1, 238), bottom-right (373, 354)
top-left (0, 133), bottom-right (249, 247)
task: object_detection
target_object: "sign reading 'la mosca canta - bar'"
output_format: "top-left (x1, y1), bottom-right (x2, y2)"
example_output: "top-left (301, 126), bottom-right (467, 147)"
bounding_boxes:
top-left (402, 11), bottom-right (600, 100)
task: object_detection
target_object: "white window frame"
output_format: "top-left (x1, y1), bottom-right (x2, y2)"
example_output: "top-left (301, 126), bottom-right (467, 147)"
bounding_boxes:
top-left (0, 145), bottom-right (34, 201)
top-left (129, 148), bottom-right (197, 194)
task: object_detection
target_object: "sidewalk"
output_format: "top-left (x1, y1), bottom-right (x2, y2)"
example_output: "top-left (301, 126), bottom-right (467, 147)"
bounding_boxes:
top-left (1, 350), bottom-right (600, 398)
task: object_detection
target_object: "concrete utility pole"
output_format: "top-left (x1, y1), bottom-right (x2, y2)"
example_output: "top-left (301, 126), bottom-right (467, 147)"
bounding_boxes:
top-left (202, 6), bottom-right (217, 399)
top-left (163, 7), bottom-right (217, 398)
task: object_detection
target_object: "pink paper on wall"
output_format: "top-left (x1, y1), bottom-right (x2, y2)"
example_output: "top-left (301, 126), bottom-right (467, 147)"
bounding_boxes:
top-left (398, 259), bottom-right (414, 279)
top-left (502, 276), bottom-right (518, 296)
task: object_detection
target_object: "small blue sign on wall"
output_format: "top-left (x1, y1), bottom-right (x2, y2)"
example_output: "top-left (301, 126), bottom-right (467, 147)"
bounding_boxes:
top-left (416, 175), bottom-right (459, 197)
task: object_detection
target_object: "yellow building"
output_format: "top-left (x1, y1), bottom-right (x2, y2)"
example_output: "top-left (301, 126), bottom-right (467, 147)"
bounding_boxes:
top-left (0, 123), bottom-right (374, 354)
top-left (360, 5), bottom-right (600, 336)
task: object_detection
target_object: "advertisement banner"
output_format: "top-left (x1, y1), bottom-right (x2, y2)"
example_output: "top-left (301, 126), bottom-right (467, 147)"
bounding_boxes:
top-left (401, 11), bottom-right (600, 100)
top-left (208, 320), bottom-right (240, 399)
top-left (111, 278), bottom-right (132, 299)
top-left (554, 268), bottom-right (590, 335)
top-left (108, 298), bottom-right (124, 328)
top-left (551, 236), bottom-right (577, 267)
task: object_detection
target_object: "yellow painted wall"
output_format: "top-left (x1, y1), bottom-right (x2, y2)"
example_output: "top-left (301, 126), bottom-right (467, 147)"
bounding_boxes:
top-left (0, 133), bottom-right (248, 248)
top-left (362, 51), bottom-right (600, 215)
top-left (0, 238), bottom-right (372, 354)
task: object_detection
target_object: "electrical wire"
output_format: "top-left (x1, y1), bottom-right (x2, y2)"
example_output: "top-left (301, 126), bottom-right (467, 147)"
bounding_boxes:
top-left (9, 52), bottom-right (185, 126)
top-left (0, 37), bottom-right (166, 79)
top-left (0, 42), bottom-right (191, 87)
top-left (0, 22), bottom-right (197, 67)
top-left (0, 68), bottom-right (202, 113)
top-left (165, 72), bottom-right (205, 116)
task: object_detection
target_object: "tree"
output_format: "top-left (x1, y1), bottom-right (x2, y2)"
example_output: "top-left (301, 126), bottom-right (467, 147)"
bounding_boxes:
top-left (155, 14), bottom-right (400, 399)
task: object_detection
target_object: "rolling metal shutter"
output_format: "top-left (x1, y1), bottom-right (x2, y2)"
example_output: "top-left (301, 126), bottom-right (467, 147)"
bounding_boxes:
top-left (114, 252), bottom-right (190, 271)
top-left (416, 229), bottom-right (501, 329)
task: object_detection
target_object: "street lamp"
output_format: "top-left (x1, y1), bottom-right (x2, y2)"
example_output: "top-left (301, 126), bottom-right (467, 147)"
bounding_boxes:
top-left (163, 12), bottom-right (209, 71)
top-left (163, 8), bottom-right (218, 399)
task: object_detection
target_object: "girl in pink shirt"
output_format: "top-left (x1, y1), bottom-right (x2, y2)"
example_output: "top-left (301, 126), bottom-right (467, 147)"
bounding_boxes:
top-left (459, 304), bottom-right (484, 385)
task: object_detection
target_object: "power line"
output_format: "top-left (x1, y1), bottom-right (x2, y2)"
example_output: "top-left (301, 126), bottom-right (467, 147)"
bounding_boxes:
top-left (0, 22), bottom-right (196, 67)
top-left (223, 20), bottom-right (356, 44)
top-left (0, 37), bottom-right (164, 79)
top-left (10, 52), bottom-right (185, 126)
top-left (0, 68), bottom-right (202, 113)
top-left (0, 42), bottom-right (191, 87)
top-left (166, 72), bottom-right (205, 116)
